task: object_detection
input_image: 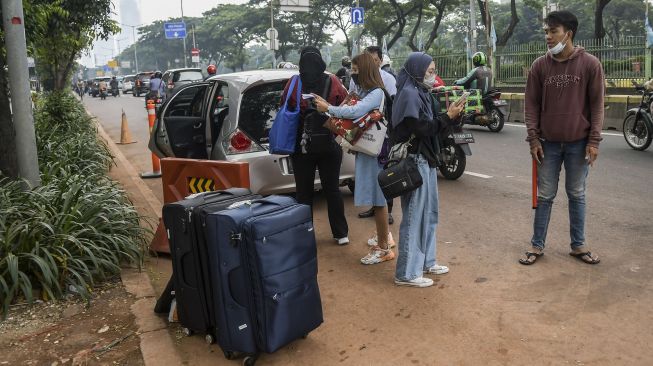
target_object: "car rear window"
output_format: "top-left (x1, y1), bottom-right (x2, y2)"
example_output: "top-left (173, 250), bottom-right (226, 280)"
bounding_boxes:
top-left (238, 81), bottom-right (286, 145)
top-left (173, 71), bottom-right (203, 82)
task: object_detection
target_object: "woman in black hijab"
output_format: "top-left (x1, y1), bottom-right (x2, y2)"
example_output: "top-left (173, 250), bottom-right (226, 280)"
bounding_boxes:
top-left (279, 46), bottom-right (350, 245)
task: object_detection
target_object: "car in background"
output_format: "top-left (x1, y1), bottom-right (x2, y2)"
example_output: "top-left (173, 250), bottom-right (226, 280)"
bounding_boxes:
top-left (162, 68), bottom-right (203, 99)
top-left (133, 71), bottom-right (154, 97)
top-left (122, 75), bottom-right (135, 94)
top-left (148, 69), bottom-right (355, 194)
top-left (90, 76), bottom-right (112, 97)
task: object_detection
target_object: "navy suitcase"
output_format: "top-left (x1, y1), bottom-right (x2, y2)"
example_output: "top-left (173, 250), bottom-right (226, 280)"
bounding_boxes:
top-left (162, 188), bottom-right (260, 343)
top-left (204, 195), bottom-right (323, 364)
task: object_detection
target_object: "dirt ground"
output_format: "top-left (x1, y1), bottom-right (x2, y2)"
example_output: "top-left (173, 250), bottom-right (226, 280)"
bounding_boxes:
top-left (0, 280), bottom-right (144, 366)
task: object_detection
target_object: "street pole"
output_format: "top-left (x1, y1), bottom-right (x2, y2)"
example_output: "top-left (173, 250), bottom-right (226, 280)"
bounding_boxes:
top-left (181, 0), bottom-right (187, 68)
top-left (270, 0), bottom-right (277, 68)
top-left (131, 26), bottom-right (139, 73)
top-left (356, 0), bottom-right (360, 56)
top-left (1, 0), bottom-right (41, 188)
top-left (192, 24), bottom-right (199, 68)
top-left (469, 0), bottom-right (477, 54)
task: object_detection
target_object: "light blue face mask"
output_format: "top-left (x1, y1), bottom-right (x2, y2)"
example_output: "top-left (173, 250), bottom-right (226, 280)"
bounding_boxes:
top-left (549, 32), bottom-right (570, 55)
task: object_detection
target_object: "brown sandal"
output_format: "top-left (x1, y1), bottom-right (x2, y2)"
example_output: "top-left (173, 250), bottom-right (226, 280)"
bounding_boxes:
top-left (519, 251), bottom-right (543, 265)
top-left (569, 251), bottom-right (600, 264)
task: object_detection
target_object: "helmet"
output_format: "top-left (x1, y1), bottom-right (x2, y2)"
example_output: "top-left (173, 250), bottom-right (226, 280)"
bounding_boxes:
top-left (207, 64), bottom-right (217, 75)
top-left (381, 54), bottom-right (391, 68)
top-left (154, 71), bottom-right (162, 78)
top-left (472, 52), bottom-right (487, 67)
top-left (341, 56), bottom-right (351, 67)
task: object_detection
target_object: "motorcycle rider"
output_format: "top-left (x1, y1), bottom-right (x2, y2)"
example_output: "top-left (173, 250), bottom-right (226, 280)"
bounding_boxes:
top-left (454, 51), bottom-right (493, 95)
top-left (98, 79), bottom-right (108, 99)
top-left (335, 56), bottom-right (352, 87)
top-left (148, 71), bottom-right (164, 100)
top-left (204, 64), bottom-right (217, 80)
top-left (381, 54), bottom-right (396, 78)
top-left (109, 76), bottom-right (119, 96)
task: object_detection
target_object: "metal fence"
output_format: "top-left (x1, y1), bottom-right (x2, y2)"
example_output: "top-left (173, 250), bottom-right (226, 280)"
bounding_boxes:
top-left (386, 37), bottom-right (652, 88)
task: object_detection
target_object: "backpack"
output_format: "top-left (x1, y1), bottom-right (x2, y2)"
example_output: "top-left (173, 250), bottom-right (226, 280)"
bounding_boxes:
top-left (300, 75), bottom-right (337, 154)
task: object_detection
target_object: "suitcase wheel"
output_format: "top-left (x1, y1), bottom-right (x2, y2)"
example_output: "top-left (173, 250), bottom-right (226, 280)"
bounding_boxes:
top-left (183, 328), bottom-right (192, 337)
top-left (243, 356), bottom-right (257, 366)
top-left (204, 334), bottom-right (215, 344)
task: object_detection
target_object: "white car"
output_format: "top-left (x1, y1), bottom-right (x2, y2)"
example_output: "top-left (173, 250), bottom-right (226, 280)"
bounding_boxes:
top-left (148, 69), bottom-right (355, 194)
top-left (122, 75), bottom-right (135, 94)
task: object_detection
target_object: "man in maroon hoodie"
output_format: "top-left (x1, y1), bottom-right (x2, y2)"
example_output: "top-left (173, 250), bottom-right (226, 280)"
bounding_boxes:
top-left (520, 11), bottom-right (603, 265)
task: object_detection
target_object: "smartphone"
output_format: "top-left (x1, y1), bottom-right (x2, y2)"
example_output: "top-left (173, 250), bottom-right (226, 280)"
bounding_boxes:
top-left (457, 91), bottom-right (471, 105)
top-left (302, 94), bottom-right (316, 100)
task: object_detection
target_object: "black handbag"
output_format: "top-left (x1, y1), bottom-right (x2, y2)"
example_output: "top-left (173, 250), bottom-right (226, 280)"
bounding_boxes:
top-left (377, 154), bottom-right (423, 200)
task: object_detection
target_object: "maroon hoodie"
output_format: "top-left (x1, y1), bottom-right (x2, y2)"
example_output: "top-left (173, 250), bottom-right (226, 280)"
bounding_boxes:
top-left (525, 47), bottom-right (604, 148)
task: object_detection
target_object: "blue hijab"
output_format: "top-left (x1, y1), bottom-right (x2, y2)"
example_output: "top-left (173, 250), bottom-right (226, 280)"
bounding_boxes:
top-left (392, 52), bottom-right (434, 128)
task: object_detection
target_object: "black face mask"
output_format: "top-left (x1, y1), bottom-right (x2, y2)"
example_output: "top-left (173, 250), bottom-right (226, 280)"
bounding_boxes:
top-left (351, 73), bottom-right (359, 85)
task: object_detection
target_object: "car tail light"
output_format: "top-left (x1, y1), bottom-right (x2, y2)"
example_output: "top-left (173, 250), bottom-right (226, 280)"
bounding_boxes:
top-left (223, 129), bottom-right (265, 155)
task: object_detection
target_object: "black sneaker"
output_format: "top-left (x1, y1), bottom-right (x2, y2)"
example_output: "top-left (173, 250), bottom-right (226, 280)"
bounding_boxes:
top-left (358, 207), bottom-right (375, 218)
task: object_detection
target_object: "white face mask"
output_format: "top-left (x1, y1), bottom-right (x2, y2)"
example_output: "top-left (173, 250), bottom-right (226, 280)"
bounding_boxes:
top-left (549, 32), bottom-right (569, 55)
top-left (423, 74), bottom-right (436, 86)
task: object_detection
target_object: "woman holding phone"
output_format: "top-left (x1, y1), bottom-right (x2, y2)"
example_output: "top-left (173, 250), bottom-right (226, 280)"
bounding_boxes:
top-left (391, 52), bottom-right (464, 288)
top-left (313, 53), bottom-right (395, 266)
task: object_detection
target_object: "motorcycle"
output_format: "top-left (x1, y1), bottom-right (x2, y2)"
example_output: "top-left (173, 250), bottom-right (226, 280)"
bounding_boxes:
top-left (110, 87), bottom-right (120, 97)
top-left (623, 82), bottom-right (653, 151)
top-left (436, 120), bottom-right (474, 180)
top-left (145, 91), bottom-right (163, 112)
top-left (460, 88), bottom-right (508, 132)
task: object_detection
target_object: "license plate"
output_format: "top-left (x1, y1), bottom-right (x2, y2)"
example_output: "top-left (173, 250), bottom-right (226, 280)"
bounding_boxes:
top-left (452, 132), bottom-right (475, 144)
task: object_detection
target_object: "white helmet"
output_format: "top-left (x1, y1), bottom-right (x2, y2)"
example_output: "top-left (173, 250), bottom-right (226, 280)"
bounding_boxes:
top-left (381, 54), bottom-right (392, 68)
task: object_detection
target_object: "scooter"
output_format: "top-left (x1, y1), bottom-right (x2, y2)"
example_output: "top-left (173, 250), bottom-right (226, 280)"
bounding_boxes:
top-left (460, 88), bottom-right (508, 132)
top-left (623, 82), bottom-right (653, 151)
top-left (436, 120), bottom-right (474, 180)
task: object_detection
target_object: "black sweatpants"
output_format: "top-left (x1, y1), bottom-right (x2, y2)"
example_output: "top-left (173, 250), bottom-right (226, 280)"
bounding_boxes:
top-left (291, 146), bottom-right (348, 239)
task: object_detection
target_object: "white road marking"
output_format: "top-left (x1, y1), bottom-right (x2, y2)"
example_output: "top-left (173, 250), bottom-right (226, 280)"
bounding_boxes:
top-left (464, 171), bottom-right (493, 179)
top-left (505, 123), bottom-right (623, 136)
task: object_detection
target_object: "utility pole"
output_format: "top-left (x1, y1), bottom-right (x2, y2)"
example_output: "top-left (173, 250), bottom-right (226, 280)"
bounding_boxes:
top-left (181, 0), bottom-right (188, 68)
top-left (192, 24), bottom-right (199, 68)
top-left (130, 25), bottom-right (139, 73)
top-left (1, 0), bottom-right (41, 188)
top-left (270, 0), bottom-right (277, 68)
top-left (356, 0), bottom-right (361, 56)
top-left (469, 0), bottom-right (477, 54)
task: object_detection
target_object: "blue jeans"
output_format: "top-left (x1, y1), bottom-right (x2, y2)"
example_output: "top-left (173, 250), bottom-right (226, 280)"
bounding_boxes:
top-left (532, 139), bottom-right (589, 250)
top-left (395, 154), bottom-right (439, 281)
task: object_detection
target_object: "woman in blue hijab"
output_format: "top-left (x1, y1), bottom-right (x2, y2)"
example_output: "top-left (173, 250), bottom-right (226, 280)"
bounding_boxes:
top-left (391, 52), bottom-right (464, 288)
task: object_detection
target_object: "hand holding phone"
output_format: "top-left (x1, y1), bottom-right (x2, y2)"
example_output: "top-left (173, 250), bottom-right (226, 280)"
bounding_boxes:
top-left (456, 91), bottom-right (471, 106)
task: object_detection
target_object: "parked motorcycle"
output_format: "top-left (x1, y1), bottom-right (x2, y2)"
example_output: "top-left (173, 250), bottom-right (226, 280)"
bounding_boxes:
top-left (623, 82), bottom-right (653, 151)
top-left (460, 88), bottom-right (508, 132)
top-left (436, 120), bottom-right (474, 180)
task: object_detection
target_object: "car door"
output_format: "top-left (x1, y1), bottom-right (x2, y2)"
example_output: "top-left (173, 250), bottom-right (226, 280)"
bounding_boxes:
top-left (149, 82), bottom-right (210, 159)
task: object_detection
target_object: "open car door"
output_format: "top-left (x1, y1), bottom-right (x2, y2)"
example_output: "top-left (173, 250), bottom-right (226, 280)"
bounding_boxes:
top-left (149, 82), bottom-right (210, 159)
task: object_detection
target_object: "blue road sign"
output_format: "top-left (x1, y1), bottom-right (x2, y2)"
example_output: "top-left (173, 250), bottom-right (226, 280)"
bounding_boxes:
top-left (351, 7), bottom-right (364, 25)
top-left (164, 22), bottom-right (187, 39)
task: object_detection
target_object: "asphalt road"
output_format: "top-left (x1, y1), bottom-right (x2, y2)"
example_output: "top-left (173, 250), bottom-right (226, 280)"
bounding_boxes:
top-left (84, 93), bottom-right (653, 365)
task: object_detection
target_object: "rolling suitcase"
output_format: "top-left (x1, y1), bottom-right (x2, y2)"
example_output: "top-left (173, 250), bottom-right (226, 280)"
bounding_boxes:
top-left (204, 195), bottom-right (323, 364)
top-left (161, 188), bottom-right (260, 343)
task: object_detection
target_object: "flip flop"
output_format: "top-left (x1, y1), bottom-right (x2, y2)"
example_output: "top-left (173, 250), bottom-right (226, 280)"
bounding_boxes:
top-left (569, 251), bottom-right (600, 264)
top-left (519, 251), bottom-right (543, 265)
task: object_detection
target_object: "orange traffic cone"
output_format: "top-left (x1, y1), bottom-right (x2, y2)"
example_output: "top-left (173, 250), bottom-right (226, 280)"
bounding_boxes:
top-left (116, 109), bottom-right (137, 144)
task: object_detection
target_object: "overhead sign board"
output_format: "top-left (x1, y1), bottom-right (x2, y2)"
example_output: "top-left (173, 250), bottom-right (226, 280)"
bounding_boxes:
top-left (351, 7), bottom-right (364, 25)
top-left (279, 0), bottom-right (309, 12)
top-left (107, 60), bottom-right (118, 68)
top-left (164, 22), bottom-right (187, 39)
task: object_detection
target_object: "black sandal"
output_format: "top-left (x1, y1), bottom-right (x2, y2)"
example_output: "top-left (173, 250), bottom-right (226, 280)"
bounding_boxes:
top-left (569, 251), bottom-right (600, 264)
top-left (519, 251), bottom-right (543, 265)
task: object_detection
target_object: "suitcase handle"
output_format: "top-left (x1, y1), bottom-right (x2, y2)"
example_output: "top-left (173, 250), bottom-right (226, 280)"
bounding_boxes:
top-left (249, 196), bottom-right (296, 207)
top-left (185, 188), bottom-right (251, 201)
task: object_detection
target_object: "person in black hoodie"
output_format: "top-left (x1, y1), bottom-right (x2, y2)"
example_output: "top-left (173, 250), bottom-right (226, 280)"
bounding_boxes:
top-left (391, 52), bottom-right (463, 288)
top-left (279, 46), bottom-right (350, 245)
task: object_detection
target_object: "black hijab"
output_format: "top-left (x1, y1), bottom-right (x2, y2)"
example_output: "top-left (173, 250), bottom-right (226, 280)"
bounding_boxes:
top-left (299, 46), bottom-right (327, 94)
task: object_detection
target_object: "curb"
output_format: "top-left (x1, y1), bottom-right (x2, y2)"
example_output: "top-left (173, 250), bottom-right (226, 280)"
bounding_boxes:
top-left (87, 106), bottom-right (182, 366)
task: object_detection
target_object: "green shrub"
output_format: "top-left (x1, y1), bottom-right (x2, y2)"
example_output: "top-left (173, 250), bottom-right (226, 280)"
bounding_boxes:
top-left (0, 92), bottom-right (145, 316)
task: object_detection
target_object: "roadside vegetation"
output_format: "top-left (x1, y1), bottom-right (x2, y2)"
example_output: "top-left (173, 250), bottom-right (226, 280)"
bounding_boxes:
top-left (0, 93), bottom-right (145, 317)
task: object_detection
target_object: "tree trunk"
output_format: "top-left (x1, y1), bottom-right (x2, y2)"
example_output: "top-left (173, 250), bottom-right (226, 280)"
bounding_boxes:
top-left (496, 0), bottom-right (520, 47)
top-left (386, 0), bottom-right (420, 50)
top-left (407, 4), bottom-right (424, 52)
top-left (423, 0), bottom-right (448, 51)
top-left (594, 0), bottom-right (612, 39)
top-left (0, 53), bottom-right (19, 179)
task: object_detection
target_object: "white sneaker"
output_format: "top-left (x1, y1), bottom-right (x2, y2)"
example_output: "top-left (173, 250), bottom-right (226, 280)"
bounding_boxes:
top-left (367, 232), bottom-right (395, 248)
top-left (394, 277), bottom-right (434, 288)
top-left (335, 237), bottom-right (350, 245)
top-left (424, 265), bottom-right (449, 275)
top-left (360, 246), bottom-right (395, 265)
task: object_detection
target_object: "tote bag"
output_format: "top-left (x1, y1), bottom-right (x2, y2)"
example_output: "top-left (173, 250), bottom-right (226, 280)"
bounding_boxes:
top-left (269, 76), bottom-right (302, 155)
